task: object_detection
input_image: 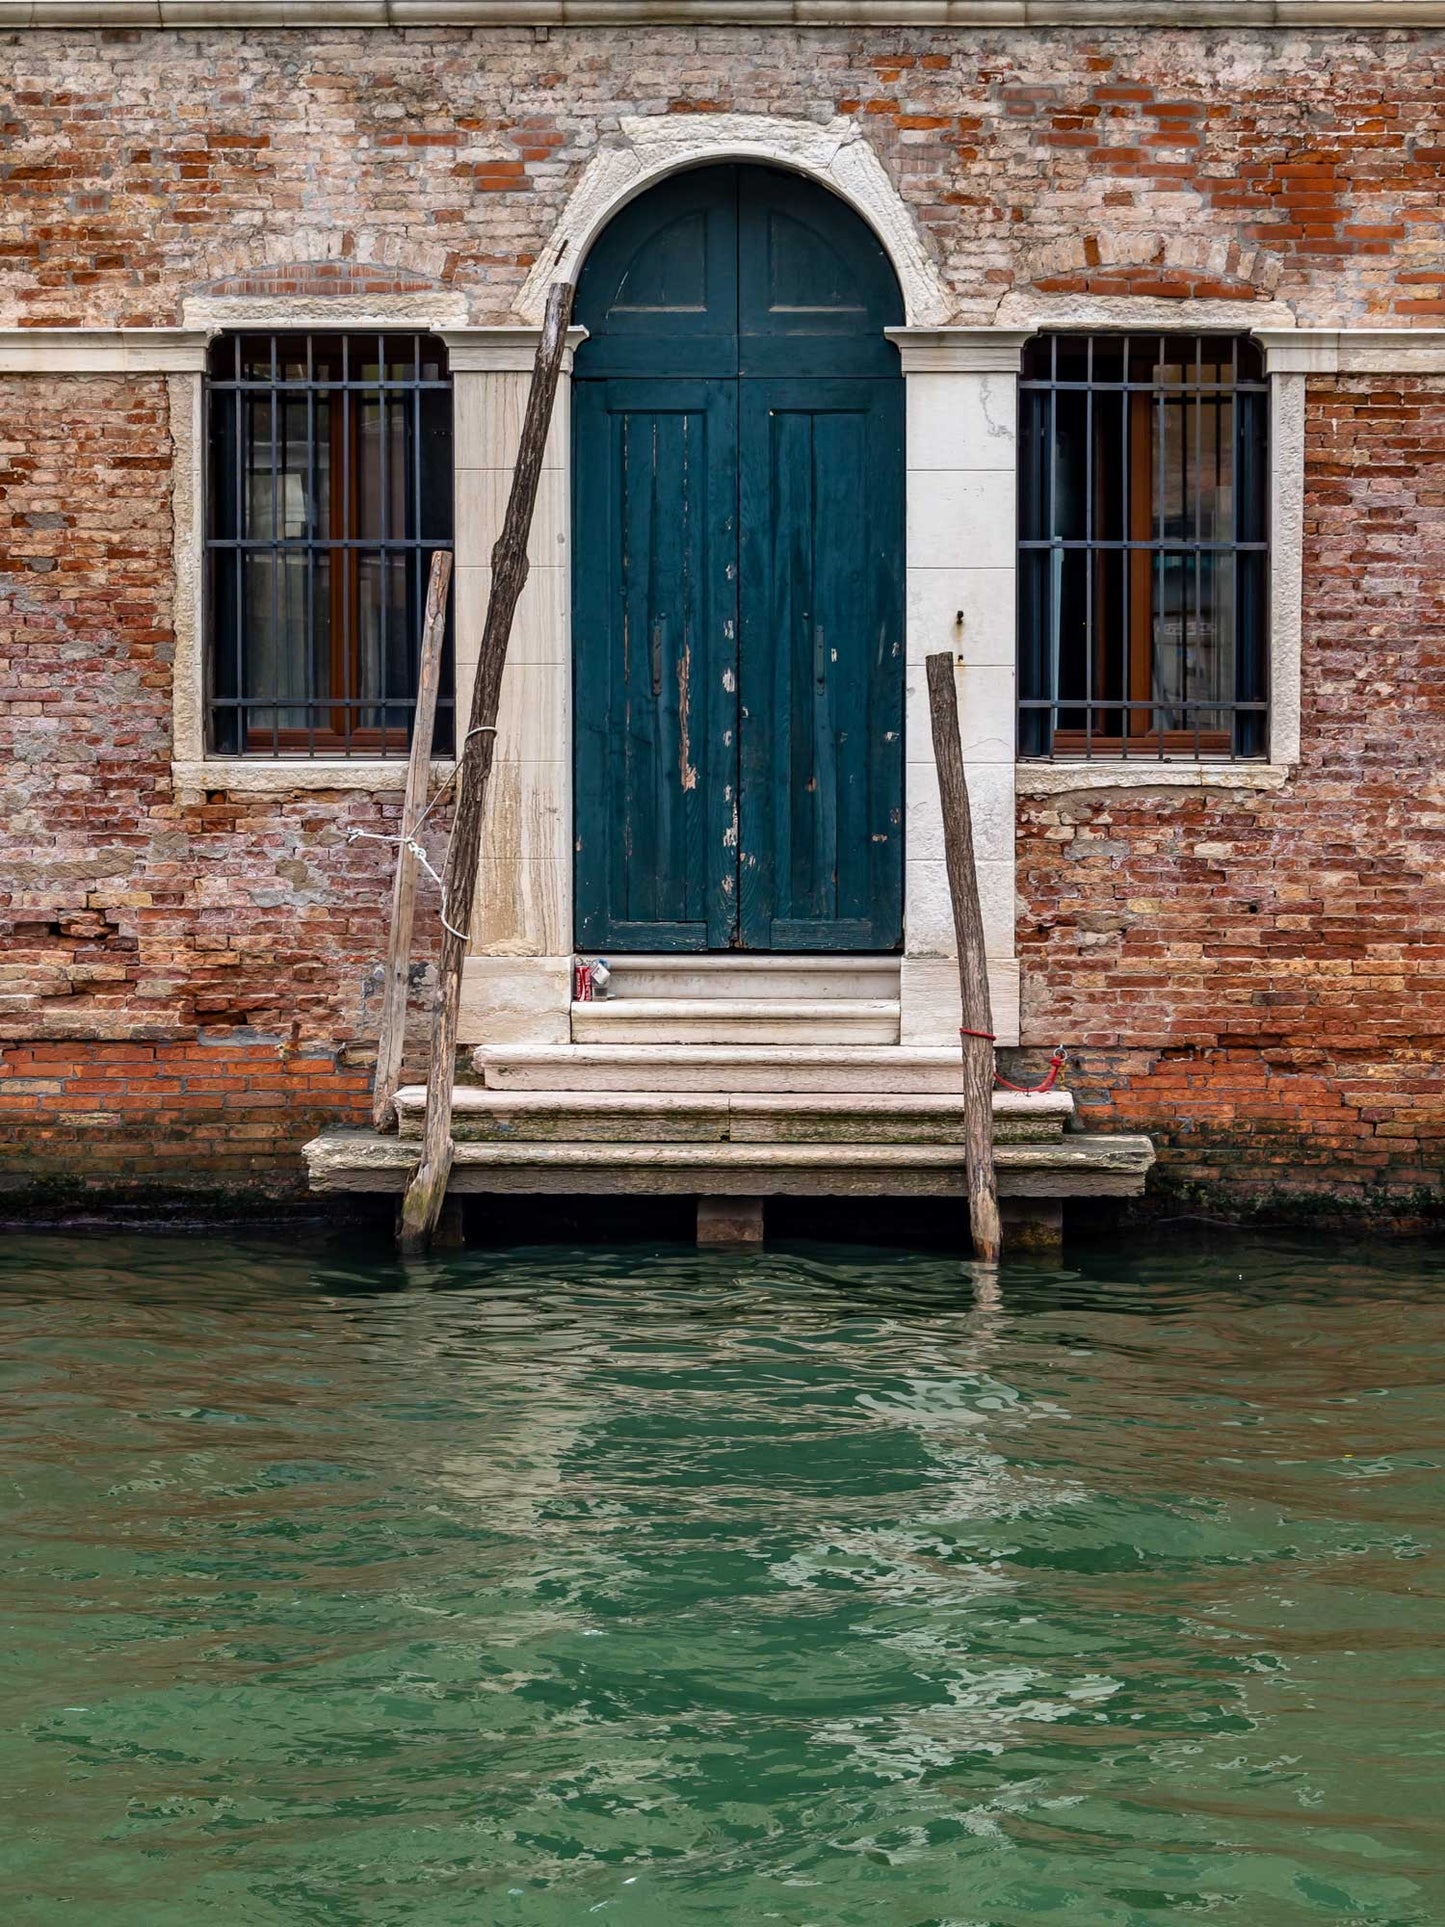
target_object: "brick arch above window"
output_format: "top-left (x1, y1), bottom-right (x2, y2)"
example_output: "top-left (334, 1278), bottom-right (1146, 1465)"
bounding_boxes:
top-left (995, 292), bottom-right (1298, 333)
top-left (1031, 267), bottom-right (1267, 303)
top-left (1010, 232), bottom-right (1285, 309)
top-left (182, 281), bottom-right (471, 334)
top-left (197, 264), bottom-right (446, 302)
top-left (178, 237), bottom-right (469, 331)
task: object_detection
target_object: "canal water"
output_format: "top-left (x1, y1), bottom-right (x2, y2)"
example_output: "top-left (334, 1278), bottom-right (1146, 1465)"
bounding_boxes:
top-left (2, 1232), bottom-right (1442, 1925)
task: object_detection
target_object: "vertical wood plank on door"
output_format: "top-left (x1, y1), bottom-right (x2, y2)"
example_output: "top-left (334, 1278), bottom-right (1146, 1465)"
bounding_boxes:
top-left (573, 381), bottom-right (736, 951)
top-left (739, 379), bottom-right (903, 951)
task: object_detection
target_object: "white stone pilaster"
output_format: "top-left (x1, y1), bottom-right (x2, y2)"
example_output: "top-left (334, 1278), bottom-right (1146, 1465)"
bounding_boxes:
top-left (446, 328), bottom-right (583, 1045)
top-left (888, 329), bottom-right (1029, 1048)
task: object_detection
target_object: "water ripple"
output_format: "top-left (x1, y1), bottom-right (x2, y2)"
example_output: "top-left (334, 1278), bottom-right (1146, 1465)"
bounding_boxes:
top-left (1, 1231), bottom-right (1442, 1924)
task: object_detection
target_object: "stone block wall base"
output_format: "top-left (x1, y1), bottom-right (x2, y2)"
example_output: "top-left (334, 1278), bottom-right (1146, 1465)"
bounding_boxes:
top-left (459, 956), bottom-right (572, 1046)
top-left (1001, 1196), bottom-right (1064, 1257)
top-left (698, 1195), bottom-right (765, 1248)
top-left (900, 955), bottom-right (1021, 1047)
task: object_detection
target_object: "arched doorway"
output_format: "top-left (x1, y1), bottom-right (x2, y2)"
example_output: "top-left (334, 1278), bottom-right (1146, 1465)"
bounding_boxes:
top-left (572, 163), bottom-right (905, 953)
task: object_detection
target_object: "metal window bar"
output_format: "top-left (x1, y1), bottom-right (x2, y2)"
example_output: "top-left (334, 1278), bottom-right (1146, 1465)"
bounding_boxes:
top-left (412, 335), bottom-right (423, 767)
top-left (378, 333), bottom-right (388, 759)
top-left (1156, 338), bottom-right (1166, 756)
top-left (1018, 331), bottom-right (1269, 763)
top-left (305, 335), bottom-right (315, 760)
top-left (270, 334), bottom-right (280, 758)
top-left (232, 339), bottom-right (245, 756)
top-left (1119, 348), bottom-right (1129, 761)
top-left (1055, 343), bottom-right (1063, 747)
top-left (205, 329), bottom-right (454, 758)
top-left (1084, 337), bottom-right (1093, 760)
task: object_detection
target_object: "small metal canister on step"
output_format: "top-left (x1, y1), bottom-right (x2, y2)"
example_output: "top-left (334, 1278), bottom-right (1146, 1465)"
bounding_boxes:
top-left (574, 957), bottom-right (612, 1001)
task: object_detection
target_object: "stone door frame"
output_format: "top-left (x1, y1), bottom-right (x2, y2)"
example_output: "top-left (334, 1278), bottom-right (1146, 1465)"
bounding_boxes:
top-left (452, 114), bottom-right (1024, 1048)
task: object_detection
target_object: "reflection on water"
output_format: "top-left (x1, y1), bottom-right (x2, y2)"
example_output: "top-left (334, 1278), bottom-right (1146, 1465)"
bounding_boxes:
top-left (2, 1233), bottom-right (1443, 1924)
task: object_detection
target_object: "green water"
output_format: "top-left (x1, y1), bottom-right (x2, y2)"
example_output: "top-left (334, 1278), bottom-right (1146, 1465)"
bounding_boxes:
top-left (2, 1234), bottom-right (1443, 1925)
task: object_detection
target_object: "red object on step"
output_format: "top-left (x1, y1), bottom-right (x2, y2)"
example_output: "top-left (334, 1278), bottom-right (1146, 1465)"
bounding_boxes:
top-left (963, 1030), bottom-right (1068, 1094)
top-left (994, 1044), bottom-right (1068, 1094)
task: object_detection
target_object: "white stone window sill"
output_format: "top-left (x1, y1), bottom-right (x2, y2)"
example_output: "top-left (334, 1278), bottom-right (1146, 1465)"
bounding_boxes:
top-left (172, 759), bottom-right (454, 795)
top-left (1015, 762), bottom-right (1292, 795)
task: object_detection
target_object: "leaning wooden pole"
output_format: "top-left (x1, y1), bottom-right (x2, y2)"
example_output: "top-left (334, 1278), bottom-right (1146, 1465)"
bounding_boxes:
top-left (399, 280), bottom-right (575, 1252)
top-left (925, 650), bottom-right (1002, 1265)
top-left (372, 549), bottom-right (452, 1133)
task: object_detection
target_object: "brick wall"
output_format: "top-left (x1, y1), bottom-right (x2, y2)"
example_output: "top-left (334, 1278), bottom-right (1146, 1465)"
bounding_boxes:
top-left (1, 28), bottom-right (1444, 325)
top-left (1016, 378), bottom-right (1445, 1221)
top-left (0, 1038), bottom-right (372, 1201)
top-left (0, 373), bottom-right (442, 1203)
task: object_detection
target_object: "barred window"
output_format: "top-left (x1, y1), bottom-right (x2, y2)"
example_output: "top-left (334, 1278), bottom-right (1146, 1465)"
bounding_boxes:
top-left (1018, 333), bottom-right (1269, 761)
top-left (206, 332), bottom-right (454, 757)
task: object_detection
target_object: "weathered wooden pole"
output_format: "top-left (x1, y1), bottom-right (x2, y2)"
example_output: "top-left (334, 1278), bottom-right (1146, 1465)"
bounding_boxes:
top-left (399, 280), bottom-right (575, 1252)
top-left (925, 650), bottom-right (1002, 1265)
top-left (371, 549), bottom-right (452, 1133)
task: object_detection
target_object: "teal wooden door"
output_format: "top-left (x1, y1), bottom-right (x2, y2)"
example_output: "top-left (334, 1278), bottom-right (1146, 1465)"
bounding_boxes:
top-left (573, 165), bottom-right (903, 952)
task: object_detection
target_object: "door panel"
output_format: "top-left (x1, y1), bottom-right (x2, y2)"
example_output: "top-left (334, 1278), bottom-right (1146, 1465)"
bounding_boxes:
top-left (737, 164), bottom-right (903, 378)
top-left (738, 379), bottom-right (904, 951)
top-left (573, 168), bottom-right (739, 379)
top-left (572, 379), bottom-right (738, 951)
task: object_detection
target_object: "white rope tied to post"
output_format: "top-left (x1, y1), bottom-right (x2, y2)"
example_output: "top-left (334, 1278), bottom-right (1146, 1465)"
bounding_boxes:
top-left (347, 724), bottom-right (499, 944)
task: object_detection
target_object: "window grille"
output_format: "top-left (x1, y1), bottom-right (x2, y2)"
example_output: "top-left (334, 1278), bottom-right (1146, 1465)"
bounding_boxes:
top-left (206, 332), bottom-right (454, 757)
top-left (1018, 333), bottom-right (1269, 761)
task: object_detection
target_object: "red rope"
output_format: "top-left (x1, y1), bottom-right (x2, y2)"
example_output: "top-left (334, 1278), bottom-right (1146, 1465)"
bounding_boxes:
top-left (960, 1030), bottom-right (1068, 1094)
top-left (995, 1049), bottom-right (1067, 1094)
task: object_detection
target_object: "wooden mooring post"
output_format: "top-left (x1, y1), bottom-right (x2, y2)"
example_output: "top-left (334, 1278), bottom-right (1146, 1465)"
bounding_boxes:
top-left (925, 650), bottom-right (1002, 1266)
top-left (371, 549), bottom-right (452, 1134)
top-left (399, 280), bottom-right (575, 1253)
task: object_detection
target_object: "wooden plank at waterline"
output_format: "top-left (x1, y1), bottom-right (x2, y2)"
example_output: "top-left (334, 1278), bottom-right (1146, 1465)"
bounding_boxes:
top-left (925, 649), bottom-right (1002, 1265)
top-left (399, 280), bottom-right (575, 1253)
top-left (371, 549), bottom-right (452, 1134)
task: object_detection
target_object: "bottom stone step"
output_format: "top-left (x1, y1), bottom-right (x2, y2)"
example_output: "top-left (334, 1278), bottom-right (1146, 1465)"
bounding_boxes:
top-left (394, 1085), bottom-right (1073, 1144)
top-left (305, 1130), bottom-right (1154, 1199)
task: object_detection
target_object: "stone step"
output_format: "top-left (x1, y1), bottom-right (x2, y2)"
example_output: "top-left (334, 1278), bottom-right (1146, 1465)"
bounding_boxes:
top-left (306, 1129), bottom-right (1155, 1200)
top-left (588, 953), bottom-right (901, 1002)
top-left (394, 1085), bottom-right (1072, 1145)
top-left (478, 1044), bottom-right (984, 1095)
top-left (570, 998), bottom-right (900, 1046)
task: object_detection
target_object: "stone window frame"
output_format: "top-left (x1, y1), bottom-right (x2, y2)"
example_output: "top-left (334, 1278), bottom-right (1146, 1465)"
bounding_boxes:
top-left (1008, 310), bottom-right (1445, 796)
top-left (161, 295), bottom-right (473, 794)
top-left (1014, 328), bottom-right (1273, 768)
top-left (995, 298), bottom-right (1299, 796)
top-left (200, 326), bottom-right (456, 763)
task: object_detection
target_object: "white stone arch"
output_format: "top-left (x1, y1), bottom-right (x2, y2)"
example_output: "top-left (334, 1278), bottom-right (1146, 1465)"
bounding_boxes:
top-left (515, 113), bottom-right (952, 328)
